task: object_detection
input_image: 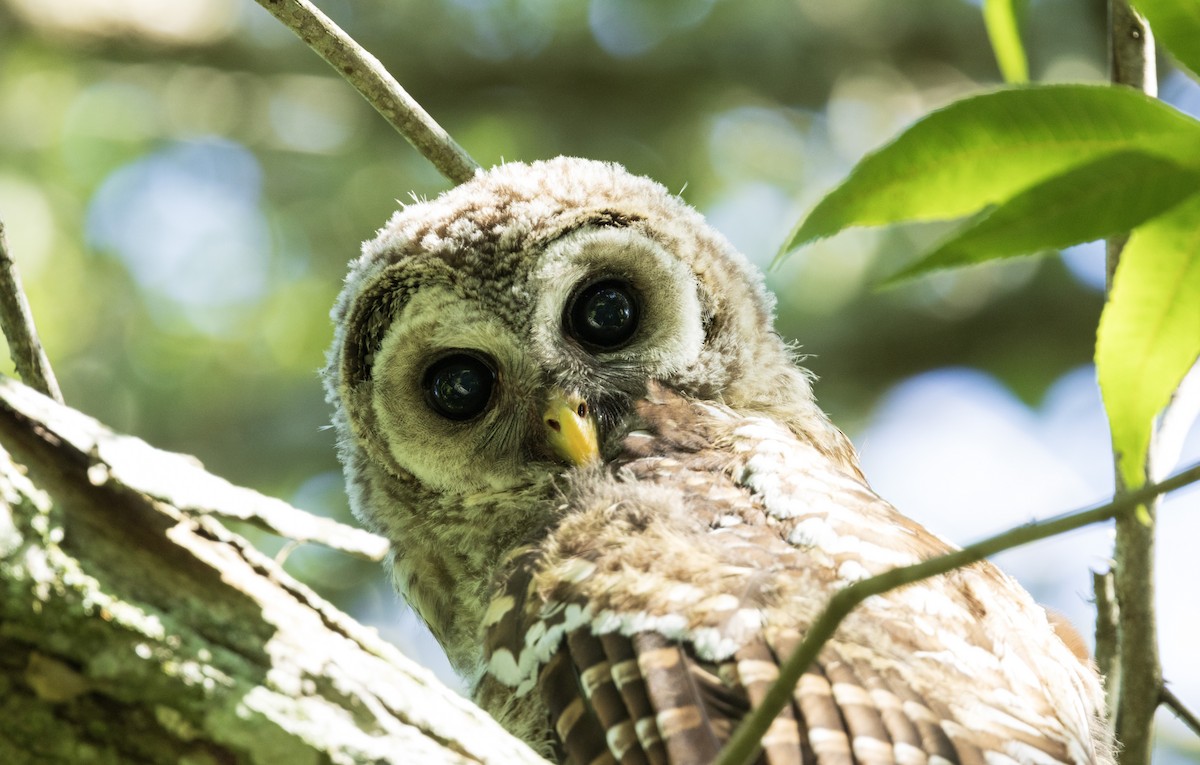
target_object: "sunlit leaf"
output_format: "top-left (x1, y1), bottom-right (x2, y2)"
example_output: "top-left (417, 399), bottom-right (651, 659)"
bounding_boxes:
top-left (887, 151), bottom-right (1200, 284)
top-left (1097, 192), bottom-right (1200, 490)
top-left (782, 85), bottom-right (1200, 260)
top-left (1131, 0), bottom-right (1200, 80)
top-left (984, 0), bottom-right (1028, 84)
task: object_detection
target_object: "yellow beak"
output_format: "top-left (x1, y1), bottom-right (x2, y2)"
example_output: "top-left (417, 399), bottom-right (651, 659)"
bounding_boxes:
top-left (544, 391), bottom-right (600, 466)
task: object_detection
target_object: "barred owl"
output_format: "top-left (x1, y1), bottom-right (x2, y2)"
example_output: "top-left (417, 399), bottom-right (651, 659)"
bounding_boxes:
top-left (323, 157), bottom-right (1113, 764)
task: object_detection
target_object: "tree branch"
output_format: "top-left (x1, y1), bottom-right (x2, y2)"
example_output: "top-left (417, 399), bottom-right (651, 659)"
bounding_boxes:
top-left (61, 391), bottom-right (389, 561)
top-left (1105, 0), bottom-right (1157, 289)
top-left (0, 377), bottom-right (546, 764)
top-left (254, 0), bottom-right (480, 184)
top-left (1104, 0), bottom-right (1158, 288)
top-left (1161, 685), bottom-right (1200, 741)
top-left (715, 460), bottom-right (1200, 765)
top-left (0, 219), bottom-right (62, 403)
top-left (1106, 4), bottom-right (1161, 762)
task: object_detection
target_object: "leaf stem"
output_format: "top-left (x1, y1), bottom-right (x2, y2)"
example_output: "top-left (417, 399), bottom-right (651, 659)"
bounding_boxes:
top-left (715, 461), bottom-right (1200, 765)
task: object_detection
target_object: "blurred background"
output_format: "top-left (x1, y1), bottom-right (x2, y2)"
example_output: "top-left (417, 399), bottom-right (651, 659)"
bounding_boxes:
top-left (1, 0), bottom-right (1198, 758)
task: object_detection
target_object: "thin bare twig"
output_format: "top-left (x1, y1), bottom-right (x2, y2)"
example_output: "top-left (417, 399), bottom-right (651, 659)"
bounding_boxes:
top-left (715, 461), bottom-right (1200, 765)
top-left (0, 219), bottom-right (62, 403)
top-left (255, 0), bottom-right (480, 185)
top-left (1161, 685), bottom-right (1200, 741)
top-left (1106, 4), bottom-right (1160, 762)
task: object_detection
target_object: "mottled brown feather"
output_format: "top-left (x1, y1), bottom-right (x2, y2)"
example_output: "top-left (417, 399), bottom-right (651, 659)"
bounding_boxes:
top-left (823, 659), bottom-right (895, 765)
top-left (540, 649), bottom-right (612, 764)
top-left (734, 641), bottom-right (803, 765)
top-left (843, 657), bottom-right (925, 763)
top-left (602, 633), bottom-right (669, 765)
top-left (568, 630), bottom-right (649, 765)
top-left (634, 632), bottom-right (724, 763)
top-left (878, 673), bottom-right (961, 764)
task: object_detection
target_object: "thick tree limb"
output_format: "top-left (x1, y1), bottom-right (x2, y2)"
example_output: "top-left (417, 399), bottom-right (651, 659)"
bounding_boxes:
top-left (0, 377), bottom-right (546, 764)
top-left (30, 381), bottom-right (389, 562)
top-left (254, 0), bottom-right (480, 184)
top-left (0, 219), bottom-right (61, 404)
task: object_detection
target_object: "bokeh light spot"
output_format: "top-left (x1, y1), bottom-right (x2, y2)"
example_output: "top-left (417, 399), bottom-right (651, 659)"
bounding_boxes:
top-left (268, 75), bottom-right (359, 154)
top-left (9, 0), bottom-right (238, 44)
top-left (86, 139), bottom-right (271, 334)
top-left (588, 0), bottom-right (717, 57)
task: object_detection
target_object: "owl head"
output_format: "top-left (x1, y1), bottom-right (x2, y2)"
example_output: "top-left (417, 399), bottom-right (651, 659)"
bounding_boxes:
top-left (323, 157), bottom-right (853, 666)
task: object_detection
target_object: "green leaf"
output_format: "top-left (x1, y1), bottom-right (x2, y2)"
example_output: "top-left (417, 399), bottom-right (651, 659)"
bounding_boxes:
top-left (1097, 192), bottom-right (1200, 490)
top-left (984, 0), bottom-right (1028, 84)
top-left (782, 85), bottom-right (1200, 260)
top-left (1131, 0), bottom-right (1200, 80)
top-left (887, 151), bottom-right (1200, 284)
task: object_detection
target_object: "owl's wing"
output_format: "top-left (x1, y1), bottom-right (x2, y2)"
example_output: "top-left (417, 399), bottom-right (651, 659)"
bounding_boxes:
top-left (534, 627), bottom-right (987, 765)
top-left (487, 574), bottom-right (1006, 765)
top-left (480, 392), bottom-right (1108, 765)
top-left (486, 550), bottom-right (993, 765)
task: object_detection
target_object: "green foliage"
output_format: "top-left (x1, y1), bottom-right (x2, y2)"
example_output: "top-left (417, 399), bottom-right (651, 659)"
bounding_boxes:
top-left (1131, 0), bottom-right (1200, 80)
top-left (1096, 195), bottom-right (1200, 489)
top-left (783, 86), bottom-right (1200, 256)
top-left (784, 13), bottom-right (1200, 493)
top-left (885, 151), bottom-right (1200, 284)
top-left (984, 0), bottom-right (1029, 83)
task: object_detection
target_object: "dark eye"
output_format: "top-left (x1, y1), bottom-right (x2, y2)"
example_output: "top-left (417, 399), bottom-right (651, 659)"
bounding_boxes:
top-left (566, 279), bottom-right (639, 350)
top-left (423, 353), bottom-right (496, 421)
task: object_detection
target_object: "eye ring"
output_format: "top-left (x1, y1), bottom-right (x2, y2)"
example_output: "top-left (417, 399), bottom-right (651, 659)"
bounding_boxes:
top-left (565, 278), bottom-right (640, 351)
top-left (422, 351), bottom-right (497, 421)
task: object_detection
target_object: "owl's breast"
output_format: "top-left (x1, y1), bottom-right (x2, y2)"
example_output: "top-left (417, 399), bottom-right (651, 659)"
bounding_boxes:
top-left (476, 392), bottom-right (1110, 765)
top-left (480, 393), bottom-right (937, 693)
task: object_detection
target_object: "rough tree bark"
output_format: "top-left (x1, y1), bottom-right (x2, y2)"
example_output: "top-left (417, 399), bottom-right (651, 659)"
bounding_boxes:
top-left (0, 376), bottom-right (546, 765)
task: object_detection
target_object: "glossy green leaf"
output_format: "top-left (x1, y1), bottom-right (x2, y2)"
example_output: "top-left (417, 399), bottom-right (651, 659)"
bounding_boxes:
top-left (1097, 192), bottom-right (1200, 490)
top-left (1132, 0), bottom-right (1200, 80)
top-left (782, 85), bottom-right (1200, 259)
top-left (886, 151), bottom-right (1200, 283)
top-left (984, 0), bottom-right (1028, 84)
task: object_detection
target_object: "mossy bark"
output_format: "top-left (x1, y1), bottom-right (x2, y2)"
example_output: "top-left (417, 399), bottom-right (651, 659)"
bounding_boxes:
top-left (0, 378), bottom-right (545, 765)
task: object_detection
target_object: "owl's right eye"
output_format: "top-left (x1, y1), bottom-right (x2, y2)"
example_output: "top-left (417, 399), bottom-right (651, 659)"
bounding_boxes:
top-left (423, 352), bottom-right (496, 421)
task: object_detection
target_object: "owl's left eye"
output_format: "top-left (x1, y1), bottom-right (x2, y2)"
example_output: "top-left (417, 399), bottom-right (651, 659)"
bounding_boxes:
top-left (566, 278), bottom-right (640, 350)
top-left (423, 352), bottom-right (496, 421)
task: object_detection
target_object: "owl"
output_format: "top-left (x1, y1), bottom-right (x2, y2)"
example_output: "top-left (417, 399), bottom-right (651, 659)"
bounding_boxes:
top-left (323, 157), bottom-right (1113, 764)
